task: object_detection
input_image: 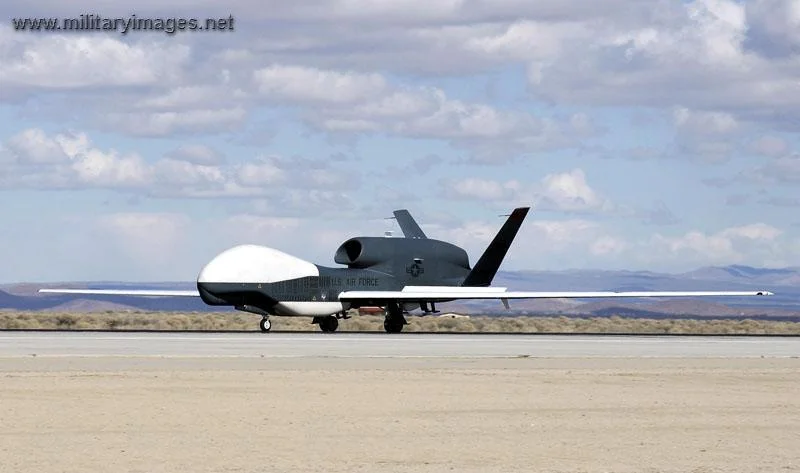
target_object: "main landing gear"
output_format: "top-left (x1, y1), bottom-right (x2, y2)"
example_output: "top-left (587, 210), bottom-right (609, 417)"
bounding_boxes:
top-left (383, 301), bottom-right (407, 333)
top-left (313, 311), bottom-right (349, 332)
top-left (318, 315), bottom-right (339, 333)
top-left (259, 317), bottom-right (271, 333)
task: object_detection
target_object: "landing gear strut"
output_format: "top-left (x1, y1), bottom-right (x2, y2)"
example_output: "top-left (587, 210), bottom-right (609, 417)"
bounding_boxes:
top-left (259, 317), bottom-right (271, 333)
top-left (383, 301), bottom-right (407, 333)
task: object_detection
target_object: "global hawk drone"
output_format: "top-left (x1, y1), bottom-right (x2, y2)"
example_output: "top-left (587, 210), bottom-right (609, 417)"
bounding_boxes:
top-left (41, 207), bottom-right (773, 333)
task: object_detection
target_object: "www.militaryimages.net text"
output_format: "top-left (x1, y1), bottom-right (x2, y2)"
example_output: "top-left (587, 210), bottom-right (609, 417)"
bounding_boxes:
top-left (11, 14), bottom-right (235, 34)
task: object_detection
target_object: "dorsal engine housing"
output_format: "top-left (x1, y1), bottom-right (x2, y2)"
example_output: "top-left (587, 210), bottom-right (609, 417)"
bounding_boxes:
top-left (333, 236), bottom-right (470, 277)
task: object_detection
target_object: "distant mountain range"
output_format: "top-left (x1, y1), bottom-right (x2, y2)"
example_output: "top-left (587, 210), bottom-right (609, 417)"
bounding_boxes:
top-left (2, 265), bottom-right (798, 318)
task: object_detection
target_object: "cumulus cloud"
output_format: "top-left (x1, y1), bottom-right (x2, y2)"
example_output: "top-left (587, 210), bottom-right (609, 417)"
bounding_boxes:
top-left (440, 168), bottom-right (684, 225)
top-left (0, 29), bottom-right (190, 95)
top-left (521, 0), bottom-right (800, 131)
top-left (254, 65), bottom-right (389, 105)
top-left (5, 128), bottom-right (68, 164)
top-left (102, 107), bottom-right (248, 137)
top-left (0, 128), bottom-right (362, 209)
top-left (250, 64), bottom-right (589, 162)
top-left (441, 169), bottom-right (617, 215)
top-left (647, 222), bottom-right (786, 267)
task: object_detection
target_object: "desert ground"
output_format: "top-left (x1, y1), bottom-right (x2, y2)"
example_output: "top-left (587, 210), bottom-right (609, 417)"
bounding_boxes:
top-left (3, 310), bottom-right (800, 334)
top-left (1, 355), bottom-right (799, 473)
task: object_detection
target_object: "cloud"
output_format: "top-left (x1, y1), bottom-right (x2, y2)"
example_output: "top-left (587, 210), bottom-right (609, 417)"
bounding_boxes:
top-left (750, 135), bottom-right (789, 157)
top-left (0, 28), bottom-right (190, 96)
top-left (672, 106), bottom-right (742, 162)
top-left (424, 215), bottom-right (634, 270)
top-left (711, 152), bottom-right (800, 188)
top-left (440, 169), bottom-right (682, 225)
top-left (441, 169), bottom-right (620, 215)
top-left (647, 222), bottom-right (786, 266)
top-left (496, 0), bottom-right (800, 134)
top-left (250, 64), bottom-right (589, 163)
top-left (591, 236), bottom-right (627, 256)
top-left (5, 128), bottom-right (68, 164)
top-left (254, 65), bottom-right (389, 105)
top-left (102, 107), bottom-right (248, 137)
top-left (742, 0), bottom-right (800, 58)
top-left (0, 128), bottom-right (363, 210)
top-left (1, 129), bottom-right (150, 189)
top-left (165, 144), bottom-right (226, 165)
top-left (537, 169), bottom-right (613, 212)
top-left (443, 177), bottom-right (518, 202)
top-left (751, 154), bottom-right (800, 183)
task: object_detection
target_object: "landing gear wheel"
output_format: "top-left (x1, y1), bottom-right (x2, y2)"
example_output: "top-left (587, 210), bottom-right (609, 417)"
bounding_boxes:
top-left (319, 315), bottom-right (339, 333)
top-left (384, 301), bottom-right (406, 333)
top-left (259, 318), bottom-right (271, 333)
top-left (383, 317), bottom-right (405, 333)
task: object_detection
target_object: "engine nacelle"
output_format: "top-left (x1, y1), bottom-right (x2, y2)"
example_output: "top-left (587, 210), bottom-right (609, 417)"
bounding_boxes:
top-left (334, 237), bottom-right (394, 268)
top-left (333, 236), bottom-right (470, 270)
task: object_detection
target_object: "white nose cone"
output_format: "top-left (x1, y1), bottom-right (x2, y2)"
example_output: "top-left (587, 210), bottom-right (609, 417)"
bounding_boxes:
top-left (197, 244), bottom-right (319, 283)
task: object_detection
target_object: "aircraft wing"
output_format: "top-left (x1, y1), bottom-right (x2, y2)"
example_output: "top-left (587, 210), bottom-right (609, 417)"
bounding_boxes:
top-left (39, 289), bottom-right (201, 297)
top-left (338, 286), bottom-right (773, 301)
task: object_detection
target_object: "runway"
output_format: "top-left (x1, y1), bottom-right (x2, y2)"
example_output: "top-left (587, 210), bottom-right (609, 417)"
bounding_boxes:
top-left (1, 332), bottom-right (799, 358)
top-left (2, 333), bottom-right (799, 472)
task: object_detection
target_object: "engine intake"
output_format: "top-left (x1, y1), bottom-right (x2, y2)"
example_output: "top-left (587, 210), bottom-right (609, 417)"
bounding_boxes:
top-left (334, 237), bottom-right (392, 268)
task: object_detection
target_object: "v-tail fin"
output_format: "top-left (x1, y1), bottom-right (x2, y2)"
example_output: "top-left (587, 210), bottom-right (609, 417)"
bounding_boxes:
top-left (461, 207), bottom-right (530, 287)
top-left (392, 209), bottom-right (427, 239)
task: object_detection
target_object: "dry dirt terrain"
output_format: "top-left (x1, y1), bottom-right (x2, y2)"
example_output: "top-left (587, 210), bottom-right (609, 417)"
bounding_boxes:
top-left (3, 310), bottom-right (800, 334)
top-left (1, 356), bottom-right (799, 473)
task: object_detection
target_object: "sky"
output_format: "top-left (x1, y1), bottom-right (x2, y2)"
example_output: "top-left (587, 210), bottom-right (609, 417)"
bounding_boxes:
top-left (1, 0), bottom-right (799, 283)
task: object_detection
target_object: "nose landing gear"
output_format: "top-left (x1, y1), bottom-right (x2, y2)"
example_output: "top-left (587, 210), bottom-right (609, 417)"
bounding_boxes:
top-left (259, 317), bottom-right (271, 333)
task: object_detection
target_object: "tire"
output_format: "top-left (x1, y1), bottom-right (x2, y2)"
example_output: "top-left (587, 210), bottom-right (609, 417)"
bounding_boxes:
top-left (383, 318), bottom-right (404, 333)
top-left (320, 315), bottom-right (339, 332)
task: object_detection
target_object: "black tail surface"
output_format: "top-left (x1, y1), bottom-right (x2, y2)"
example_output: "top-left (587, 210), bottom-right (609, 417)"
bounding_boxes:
top-left (393, 209), bottom-right (427, 239)
top-left (461, 207), bottom-right (530, 287)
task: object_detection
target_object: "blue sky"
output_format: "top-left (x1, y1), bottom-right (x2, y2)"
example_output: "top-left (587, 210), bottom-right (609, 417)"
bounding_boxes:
top-left (1, 0), bottom-right (799, 283)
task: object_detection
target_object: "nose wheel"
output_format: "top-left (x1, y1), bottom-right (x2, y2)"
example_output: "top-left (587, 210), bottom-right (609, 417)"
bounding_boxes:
top-left (259, 317), bottom-right (271, 333)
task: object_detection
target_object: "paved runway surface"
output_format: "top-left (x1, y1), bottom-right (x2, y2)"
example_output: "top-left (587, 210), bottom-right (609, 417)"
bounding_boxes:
top-left (0, 332), bottom-right (799, 358)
